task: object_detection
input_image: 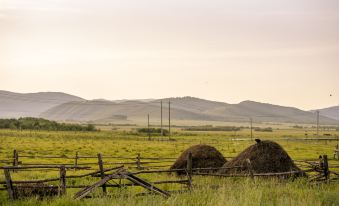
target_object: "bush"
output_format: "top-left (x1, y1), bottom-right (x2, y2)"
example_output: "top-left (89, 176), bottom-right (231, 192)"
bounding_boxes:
top-left (292, 125), bottom-right (303, 129)
top-left (184, 125), bottom-right (242, 131)
top-left (0, 118), bottom-right (96, 131)
top-left (137, 128), bottom-right (169, 136)
top-left (254, 127), bottom-right (273, 132)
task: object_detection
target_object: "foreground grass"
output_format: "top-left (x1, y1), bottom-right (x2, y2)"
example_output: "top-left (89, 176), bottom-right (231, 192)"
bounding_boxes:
top-left (0, 129), bottom-right (338, 160)
top-left (1, 178), bottom-right (339, 206)
top-left (0, 129), bottom-right (339, 205)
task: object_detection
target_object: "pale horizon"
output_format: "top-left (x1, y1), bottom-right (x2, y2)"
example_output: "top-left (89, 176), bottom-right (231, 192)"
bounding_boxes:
top-left (1, 0), bottom-right (338, 110)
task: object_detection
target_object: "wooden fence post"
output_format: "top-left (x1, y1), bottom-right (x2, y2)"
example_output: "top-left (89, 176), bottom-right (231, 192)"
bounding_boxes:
top-left (97, 153), bottom-right (107, 194)
top-left (13, 150), bottom-right (19, 167)
top-left (59, 165), bottom-right (66, 196)
top-left (74, 152), bottom-right (78, 169)
top-left (136, 153), bottom-right (141, 170)
top-left (4, 169), bottom-right (16, 200)
top-left (186, 152), bottom-right (193, 190)
top-left (323, 155), bottom-right (329, 181)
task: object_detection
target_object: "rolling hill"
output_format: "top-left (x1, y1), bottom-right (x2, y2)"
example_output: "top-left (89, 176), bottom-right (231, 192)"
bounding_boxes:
top-left (40, 96), bottom-right (338, 124)
top-left (40, 98), bottom-right (219, 122)
top-left (0, 90), bottom-right (84, 118)
top-left (0, 91), bottom-right (337, 124)
top-left (313, 106), bottom-right (339, 120)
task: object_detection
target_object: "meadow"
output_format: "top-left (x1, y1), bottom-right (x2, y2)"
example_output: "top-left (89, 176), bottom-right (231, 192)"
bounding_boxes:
top-left (0, 126), bottom-right (339, 206)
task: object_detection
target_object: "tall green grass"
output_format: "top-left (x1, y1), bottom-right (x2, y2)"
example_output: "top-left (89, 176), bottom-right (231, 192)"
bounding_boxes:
top-left (0, 129), bottom-right (338, 205)
top-left (1, 178), bottom-right (339, 206)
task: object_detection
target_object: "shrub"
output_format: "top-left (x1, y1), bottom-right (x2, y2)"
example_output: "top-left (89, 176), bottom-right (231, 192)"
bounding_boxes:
top-left (254, 127), bottom-right (273, 132)
top-left (0, 117), bottom-right (96, 131)
top-left (184, 125), bottom-right (242, 131)
top-left (137, 128), bottom-right (169, 136)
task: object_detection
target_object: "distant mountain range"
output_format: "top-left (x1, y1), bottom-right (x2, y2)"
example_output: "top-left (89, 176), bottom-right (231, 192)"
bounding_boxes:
top-left (0, 90), bottom-right (338, 124)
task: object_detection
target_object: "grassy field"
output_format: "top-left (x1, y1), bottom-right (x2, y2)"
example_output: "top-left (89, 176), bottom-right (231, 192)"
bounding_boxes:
top-left (0, 127), bottom-right (339, 206)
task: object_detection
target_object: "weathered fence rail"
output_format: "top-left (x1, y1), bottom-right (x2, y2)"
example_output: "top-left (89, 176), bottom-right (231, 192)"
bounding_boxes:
top-left (0, 150), bottom-right (177, 170)
top-left (0, 152), bottom-right (191, 200)
top-left (0, 151), bottom-right (338, 201)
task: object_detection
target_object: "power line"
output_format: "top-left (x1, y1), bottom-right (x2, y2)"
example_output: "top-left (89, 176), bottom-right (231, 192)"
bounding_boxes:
top-left (168, 100), bottom-right (171, 139)
top-left (250, 117), bottom-right (253, 140)
top-left (147, 114), bottom-right (150, 141)
top-left (160, 101), bottom-right (163, 136)
top-left (316, 110), bottom-right (320, 137)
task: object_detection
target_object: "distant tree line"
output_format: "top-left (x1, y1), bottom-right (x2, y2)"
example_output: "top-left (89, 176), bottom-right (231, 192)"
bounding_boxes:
top-left (293, 125), bottom-right (339, 131)
top-left (183, 125), bottom-right (243, 132)
top-left (254, 127), bottom-right (273, 132)
top-left (182, 125), bottom-right (274, 132)
top-left (319, 126), bottom-right (339, 131)
top-left (292, 125), bottom-right (304, 129)
top-left (0, 117), bottom-right (96, 131)
top-left (137, 128), bottom-right (169, 136)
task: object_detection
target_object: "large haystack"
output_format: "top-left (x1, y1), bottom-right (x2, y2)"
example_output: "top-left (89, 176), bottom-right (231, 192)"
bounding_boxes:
top-left (219, 140), bottom-right (302, 176)
top-left (171, 144), bottom-right (226, 175)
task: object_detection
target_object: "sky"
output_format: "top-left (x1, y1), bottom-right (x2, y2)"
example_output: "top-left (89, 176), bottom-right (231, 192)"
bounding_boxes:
top-left (0, 0), bottom-right (338, 110)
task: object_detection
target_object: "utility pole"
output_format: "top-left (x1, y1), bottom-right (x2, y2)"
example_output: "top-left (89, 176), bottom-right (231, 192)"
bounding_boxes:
top-left (168, 100), bottom-right (171, 139)
top-left (250, 117), bottom-right (253, 140)
top-left (316, 110), bottom-right (320, 137)
top-left (161, 101), bottom-right (163, 136)
top-left (148, 114), bottom-right (150, 141)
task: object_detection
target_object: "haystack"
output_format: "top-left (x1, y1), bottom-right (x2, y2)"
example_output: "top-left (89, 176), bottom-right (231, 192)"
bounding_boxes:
top-left (170, 144), bottom-right (226, 175)
top-left (219, 140), bottom-right (303, 176)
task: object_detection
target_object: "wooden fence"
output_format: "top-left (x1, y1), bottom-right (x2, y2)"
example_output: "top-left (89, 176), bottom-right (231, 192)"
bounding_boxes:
top-left (0, 163), bottom-right (191, 200)
top-left (1, 151), bottom-right (339, 201)
top-left (1, 150), bottom-right (177, 170)
top-left (334, 144), bottom-right (339, 160)
top-left (0, 151), bottom-right (192, 200)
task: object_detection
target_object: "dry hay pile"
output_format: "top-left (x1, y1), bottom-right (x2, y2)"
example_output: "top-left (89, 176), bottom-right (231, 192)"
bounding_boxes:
top-left (170, 144), bottom-right (226, 175)
top-left (15, 183), bottom-right (59, 198)
top-left (219, 140), bottom-right (303, 176)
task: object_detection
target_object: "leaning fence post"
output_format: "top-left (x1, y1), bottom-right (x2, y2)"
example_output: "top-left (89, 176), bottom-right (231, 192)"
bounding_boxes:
top-left (97, 153), bottom-right (107, 194)
top-left (323, 155), bottom-right (329, 181)
top-left (4, 169), bottom-right (16, 200)
top-left (136, 153), bottom-right (141, 170)
top-left (186, 152), bottom-right (193, 190)
top-left (59, 165), bottom-right (66, 196)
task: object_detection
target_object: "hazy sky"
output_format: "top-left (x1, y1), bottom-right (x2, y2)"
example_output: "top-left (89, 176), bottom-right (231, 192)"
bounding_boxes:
top-left (1, 0), bottom-right (338, 110)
